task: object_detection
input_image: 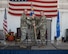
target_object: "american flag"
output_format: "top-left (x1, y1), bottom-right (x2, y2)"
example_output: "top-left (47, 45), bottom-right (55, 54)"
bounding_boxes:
top-left (3, 8), bottom-right (8, 34)
top-left (8, 0), bottom-right (57, 18)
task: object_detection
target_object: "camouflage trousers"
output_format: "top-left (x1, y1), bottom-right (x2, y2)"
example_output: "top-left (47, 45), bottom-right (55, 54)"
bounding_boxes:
top-left (37, 25), bottom-right (46, 45)
top-left (21, 27), bottom-right (28, 41)
top-left (27, 27), bottom-right (37, 45)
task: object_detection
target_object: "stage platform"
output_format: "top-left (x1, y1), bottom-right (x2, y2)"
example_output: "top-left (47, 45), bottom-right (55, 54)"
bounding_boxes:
top-left (0, 40), bottom-right (68, 50)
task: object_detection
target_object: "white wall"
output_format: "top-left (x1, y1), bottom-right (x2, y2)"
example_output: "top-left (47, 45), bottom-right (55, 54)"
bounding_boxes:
top-left (1, 8), bottom-right (68, 40)
top-left (51, 17), bottom-right (56, 40)
top-left (0, 11), bottom-right (3, 30)
top-left (0, 9), bottom-right (21, 33)
top-left (51, 11), bottom-right (68, 40)
top-left (51, 11), bottom-right (62, 40)
top-left (60, 12), bottom-right (68, 37)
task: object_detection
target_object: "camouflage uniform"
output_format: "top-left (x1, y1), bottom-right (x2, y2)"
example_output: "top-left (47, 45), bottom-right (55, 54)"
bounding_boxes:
top-left (37, 16), bottom-right (47, 46)
top-left (25, 15), bottom-right (47, 45)
top-left (26, 16), bottom-right (39, 45)
top-left (20, 13), bottom-right (28, 41)
top-left (21, 13), bottom-right (47, 46)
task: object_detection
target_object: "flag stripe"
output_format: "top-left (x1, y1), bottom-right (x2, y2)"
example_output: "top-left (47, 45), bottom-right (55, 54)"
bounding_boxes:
top-left (8, 0), bottom-right (58, 18)
top-left (9, 3), bottom-right (57, 8)
top-left (4, 20), bottom-right (7, 23)
top-left (8, 6), bottom-right (57, 11)
top-left (28, 0), bottom-right (57, 2)
top-left (9, 7), bottom-right (57, 12)
top-left (3, 27), bottom-right (8, 32)
top-left (8, 9), bottom-right (57, 15)
top-left (3, 23), bottom-right (7, 28)
top-left (9, 0), bottom-right (57, 3)
top-left (8, 11), bottom-right (57, 18)
top-left (3, 8), bottom-right (8, 34)
top-left (9, 2), bottom-right (57, 6)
